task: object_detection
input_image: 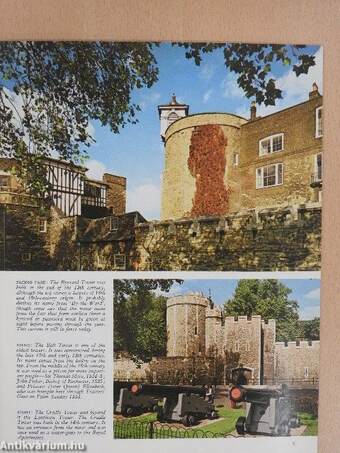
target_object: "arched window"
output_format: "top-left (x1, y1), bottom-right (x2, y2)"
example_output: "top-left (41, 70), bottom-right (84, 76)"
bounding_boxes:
top-left (167, 112), bottom-right (179, 125)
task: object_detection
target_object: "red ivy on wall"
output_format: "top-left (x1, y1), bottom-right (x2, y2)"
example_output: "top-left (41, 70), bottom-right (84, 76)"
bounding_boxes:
top-left (188, 124), bottom-right (230, 217)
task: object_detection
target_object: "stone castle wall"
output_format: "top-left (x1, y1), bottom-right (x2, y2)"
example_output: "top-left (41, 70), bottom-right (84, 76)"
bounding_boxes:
top-left (261, 319), bottom-right (276, 384)
top-left (114, 356), bottom-right (217, 385)
top-left (223, 316), bottom-right (263, 384)
top-left (275, 340), bottom-right (320, 384)
top-left (134, 204), bottom-right (321, 271)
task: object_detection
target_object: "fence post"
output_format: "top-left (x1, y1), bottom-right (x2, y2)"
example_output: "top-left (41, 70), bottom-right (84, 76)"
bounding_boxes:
top-left (148, 421), bottom-right (154, 439)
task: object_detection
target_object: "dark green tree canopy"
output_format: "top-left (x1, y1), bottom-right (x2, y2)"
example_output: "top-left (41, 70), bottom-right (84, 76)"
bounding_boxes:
top-left (0, 41), bottom-right (317, 192)
top-left (224, 279), bottom-right (301, 342)
top-left (0, 41), bottom-right (158, 192)
top-left (299, 317), bottom-right (320, 341)
top-left (113, 279), bottom-right (182, 363)
top-left (178, 43), bottom-right (316, 106)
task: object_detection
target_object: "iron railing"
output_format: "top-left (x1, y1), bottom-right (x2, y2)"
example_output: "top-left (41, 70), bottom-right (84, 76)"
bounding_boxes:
top-left (310, 172), bottom-right (322, 186)
top-left (114, 419), bottom-right (235, 439)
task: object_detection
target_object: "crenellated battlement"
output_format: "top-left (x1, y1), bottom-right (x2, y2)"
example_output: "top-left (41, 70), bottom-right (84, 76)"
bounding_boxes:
top-left (167, 293), bottom-right (209, 309)
top-left (134, 204), bottom-right (321, 271)
top-left (224, 315), bottom-right (263, 324)
top-left (205, 306), bottom-right (223, 319)
top-left (275, 340), bottom-right (320, 349)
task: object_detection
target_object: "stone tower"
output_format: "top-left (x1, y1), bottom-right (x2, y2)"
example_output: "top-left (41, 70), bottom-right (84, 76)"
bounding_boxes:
top-left (205, 304), bottom-right (224, 356)
top-left (160, 111), bottom-right (247, 220)
top-left (158, 94), bottom-right (189, 142)
top-left (166, 293), bottom-right (209, 357)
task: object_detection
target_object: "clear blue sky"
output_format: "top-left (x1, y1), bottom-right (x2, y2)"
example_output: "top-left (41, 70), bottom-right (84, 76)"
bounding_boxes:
top-left (84, 43), bottom-right (322, 219)
top-left (158, 277), bottom-right (320, 321)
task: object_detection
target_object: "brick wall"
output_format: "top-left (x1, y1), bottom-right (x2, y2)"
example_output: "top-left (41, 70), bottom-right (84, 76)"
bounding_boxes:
top-left (103, 173), bottom-right (126, 215)
top-left (161, 96), bottom-right (322, 220)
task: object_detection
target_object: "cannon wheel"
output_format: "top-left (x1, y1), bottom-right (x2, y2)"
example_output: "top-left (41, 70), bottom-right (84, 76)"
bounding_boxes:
top-left (235, 416), bottom-right (246, 435)
top-left (278, 421), bottom-right (290, 436)
top-left (156, 411), bottom-right (165, 423)
top-left (182, 414), bottom-right (196, 426)
top-left (208, 410), bottom-right (218, 419)
top-left (122, 406), bottom-right (134, 417)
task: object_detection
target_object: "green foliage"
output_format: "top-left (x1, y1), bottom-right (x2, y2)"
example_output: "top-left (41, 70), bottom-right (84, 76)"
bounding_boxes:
top-left (0, 41), bottom-right (158, 191)
top-left (113, 279), bottom-right (182, 362)
top-left (0, 42), bottom-right (317, 192)
top-left (299, 317), bottom-right (320, 340)
top-left (224, 279), bottom-right (301, 341)
top-left (298, 412), bottom-right (318, 436)
top-left (177, 43), bottom-right (316, 106)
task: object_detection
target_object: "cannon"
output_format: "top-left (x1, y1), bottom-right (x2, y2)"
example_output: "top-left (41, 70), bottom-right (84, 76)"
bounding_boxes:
top-left (229, 384), bottom-right (300, 436)
top-left (131, 383), bottom-right (217, 426)
top-left (114, 381), bottom-right (160, 417)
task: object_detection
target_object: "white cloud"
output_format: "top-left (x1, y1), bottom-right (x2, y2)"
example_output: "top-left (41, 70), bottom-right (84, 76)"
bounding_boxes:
top-left (221, 73), bottom-right (244, 99)
top-left (127, 182), bottom-right (161, 220)
top-left (203, 89), bottom-right (213, 103)
top-left (255, 48), bottom-right (323, 117)
top-left (2, 87), bottom-right (27, 143)
top-left (86, 121), bottom-right (95, 139)
top-left (85, 159), bottom-right (107, 180)
top-left (304, 287), bottom-right (321, 301)
top-left (235, 106), bottom-right (250, 119)
top-left (139, 91), bottom-right (161, 109)
top-left (225, 48), bottom-right (323, 119)
top-left (199, 63), bottom-right (215, 81)
top-left (299, 305), bottom-right (320, 321)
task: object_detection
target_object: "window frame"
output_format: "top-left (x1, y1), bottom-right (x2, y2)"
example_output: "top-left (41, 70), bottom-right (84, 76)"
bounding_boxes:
top-left (315, 106), bottom-right (323, 138)
top-left (0, 175), bottom-right (10, 188)
top-left (110, 217), bottom-right (118, 232)
top-left (304, 367), bottom-right (309, 379)
top-left (38, 219), bottom-right (47, 233)
top-left (114, 254), bottom-right (126, 270)
top-left (259, 133), bottom-right (284, 156)
top-left (314, 152), bottom-right (322, 181)
top-left (233, 153), bottom-right (239, 167)
top-left (21, 252), bottom-right (32, 262)
top-left (256, 163), bottom-right (284, 189)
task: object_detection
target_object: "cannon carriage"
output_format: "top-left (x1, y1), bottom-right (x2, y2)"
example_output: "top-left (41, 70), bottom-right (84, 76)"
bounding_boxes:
top-left (114, 381), bottom-right (160, 417)
top-left (130, 383), bottom-right (218, 426)
top-left (230, 384), bottom-right (300, 436)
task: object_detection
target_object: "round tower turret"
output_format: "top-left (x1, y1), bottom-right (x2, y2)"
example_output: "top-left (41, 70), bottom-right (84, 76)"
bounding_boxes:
top-left (205, 305), bottom-right (223, 356)
top-left (166, 293), bottom-right (209, 357)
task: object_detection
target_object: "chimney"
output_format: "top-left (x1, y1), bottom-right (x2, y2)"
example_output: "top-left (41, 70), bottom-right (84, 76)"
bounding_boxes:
top-left (250, 101), bottom-right (257, 120)
top-left (309, 82), bottom-right (320, 100)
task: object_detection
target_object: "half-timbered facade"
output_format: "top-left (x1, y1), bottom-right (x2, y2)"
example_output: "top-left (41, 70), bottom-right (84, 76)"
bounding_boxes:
top-left (45, 159), bottom-right (85, 216)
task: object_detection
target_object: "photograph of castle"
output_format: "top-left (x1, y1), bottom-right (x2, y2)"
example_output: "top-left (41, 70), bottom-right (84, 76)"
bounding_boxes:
top-left (0, 42), bottom-right (322, 271)
top-left (113, 278), bottom-right (319, 438)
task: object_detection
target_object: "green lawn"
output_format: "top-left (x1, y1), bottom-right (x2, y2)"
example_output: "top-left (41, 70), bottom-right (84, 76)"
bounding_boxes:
top-left (298, 412), bottom-right (318, 436)
top-left (115, 408), bottom-right (318, 438)
top-left (115, 406), bottom-right (245, 436)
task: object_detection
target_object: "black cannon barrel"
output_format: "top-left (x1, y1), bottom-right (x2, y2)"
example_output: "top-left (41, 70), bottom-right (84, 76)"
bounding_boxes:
top-left (113, 381), bottom-right (135, 400)
top-left (230, 385), bottom-right (286, 403)
top-left (131, 383), bottom-right (206, 398)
